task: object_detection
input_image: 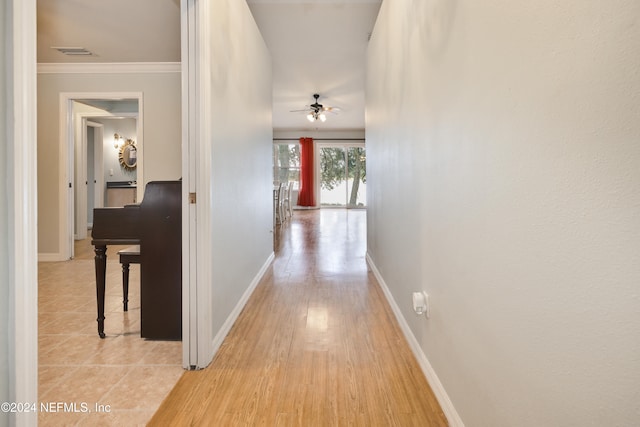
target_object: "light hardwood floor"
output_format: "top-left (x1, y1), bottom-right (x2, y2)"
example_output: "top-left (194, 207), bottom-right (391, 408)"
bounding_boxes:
top-left (149, 209), bottom-right (447, 426)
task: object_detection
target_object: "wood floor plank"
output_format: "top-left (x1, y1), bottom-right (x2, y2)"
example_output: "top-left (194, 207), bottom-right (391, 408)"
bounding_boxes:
top-left (149, 210), bottom-right (448, 426)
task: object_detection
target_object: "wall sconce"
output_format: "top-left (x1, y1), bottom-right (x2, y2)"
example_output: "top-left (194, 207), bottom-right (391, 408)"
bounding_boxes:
top-left (114, 133), bottom-right (123, 149)
top-left (114, 133), bottom-right (135, 150)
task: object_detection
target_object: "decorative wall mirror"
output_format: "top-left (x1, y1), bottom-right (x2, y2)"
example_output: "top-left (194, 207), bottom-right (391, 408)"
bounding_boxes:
top-left (118, 139), bottom-right (137, 170)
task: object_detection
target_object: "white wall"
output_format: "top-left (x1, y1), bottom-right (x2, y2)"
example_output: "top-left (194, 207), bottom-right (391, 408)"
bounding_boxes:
top-left (366, 0), bottom-right (640, 426)
top-left (37, 71), bottom-right (181, 255)
top-left (198, 0), bottom-right (273, 362)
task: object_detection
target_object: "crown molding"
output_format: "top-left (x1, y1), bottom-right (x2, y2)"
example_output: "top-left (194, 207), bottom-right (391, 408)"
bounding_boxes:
top-left (247, 0), bottom-right (381, 3)
top-left (37, 62), bottom-right (181, 74)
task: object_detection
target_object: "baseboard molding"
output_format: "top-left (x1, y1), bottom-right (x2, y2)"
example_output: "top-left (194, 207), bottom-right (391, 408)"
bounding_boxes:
top-left (38, 252), bottom-right (66, 262)
top-left (208, 252), bottom-right (275, 363)
top-left (366, 253), bottom-right (465, 427)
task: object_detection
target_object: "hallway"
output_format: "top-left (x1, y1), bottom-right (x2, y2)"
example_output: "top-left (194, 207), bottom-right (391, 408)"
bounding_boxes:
top-left (150, 209), bottom-right (447, 426)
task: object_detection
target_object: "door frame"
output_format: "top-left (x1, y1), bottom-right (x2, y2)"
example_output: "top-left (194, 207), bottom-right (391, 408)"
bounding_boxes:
top-left (9, 1), bottom-right (200, 420)
top-left (74, 112), bottom-right (138, 241)
top-left (9, 0), bottom-right (38, 424)
top-left (182, 0), bottom-right (215, 369)
top-left (58, 92), bottom-right (143, 260)
top-left (85, 120), bottom-right (104, 229)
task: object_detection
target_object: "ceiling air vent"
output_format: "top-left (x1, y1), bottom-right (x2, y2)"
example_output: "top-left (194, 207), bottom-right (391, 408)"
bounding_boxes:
top-left (52, 47), bottom-right (93, 56)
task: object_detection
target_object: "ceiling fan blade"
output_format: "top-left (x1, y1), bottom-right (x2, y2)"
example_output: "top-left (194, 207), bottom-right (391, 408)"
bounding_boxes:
top-left (289, 109), bottom-right (311, 113)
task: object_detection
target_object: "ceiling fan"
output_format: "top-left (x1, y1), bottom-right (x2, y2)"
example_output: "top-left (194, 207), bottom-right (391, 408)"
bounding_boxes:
top-left (290, 94), bottom-right (339, 122)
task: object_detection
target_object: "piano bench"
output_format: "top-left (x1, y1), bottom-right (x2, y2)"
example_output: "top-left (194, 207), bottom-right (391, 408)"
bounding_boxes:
top-left (118, 245), bottom-right (140, 312)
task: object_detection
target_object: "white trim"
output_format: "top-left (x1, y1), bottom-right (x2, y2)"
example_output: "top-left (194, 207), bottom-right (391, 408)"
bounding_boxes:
top-left (10, 0), bottom-right (39, 425)
top-left (37, 62), bottom-right (181, 74)
top-left (247, 0), bottom-right (381, 4)
top-left (61, 96), bottom-right (74, 259)
top-left (182, 0), bottom-right (199, 369)
top-left (366, 253), bottom-right (465, 427)
top-left (203, 253), bottom-right (275, 369)
top-left (38, 253), bottom-right (65, 262)
top-left (194, 0), bottom-right (214, 370)
top-left (86, 121), bottom-right (105, 211)
top-left (75, 115), bottom-right (88, 240)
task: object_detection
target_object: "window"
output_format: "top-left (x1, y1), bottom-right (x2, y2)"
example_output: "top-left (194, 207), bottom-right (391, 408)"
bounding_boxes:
top-left (319, 144), bottom-right (366, 208)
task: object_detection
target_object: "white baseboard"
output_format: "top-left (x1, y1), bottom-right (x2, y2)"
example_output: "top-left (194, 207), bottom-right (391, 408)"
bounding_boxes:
top-left (38, 252), bottom-right (67, 262)
top-left (366, 253), bottom-right (465, 427)
top-left (208, 252), bottom-right (275, 363)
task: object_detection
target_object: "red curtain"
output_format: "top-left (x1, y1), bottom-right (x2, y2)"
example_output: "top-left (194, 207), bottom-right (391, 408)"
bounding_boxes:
top-left (298, 137), bottom-right (315, 207)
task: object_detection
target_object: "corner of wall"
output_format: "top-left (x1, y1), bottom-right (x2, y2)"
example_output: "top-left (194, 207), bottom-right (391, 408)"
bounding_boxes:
top-left (203, 252), bottom-right (275, 369)
top-left (366, 253), bottom-right (465, 427)
top-left (38, 252), bottom-right (66, 262)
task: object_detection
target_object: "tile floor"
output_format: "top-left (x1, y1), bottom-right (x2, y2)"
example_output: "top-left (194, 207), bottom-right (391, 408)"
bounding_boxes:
top-left (38, 240), bottom-right (183, 426)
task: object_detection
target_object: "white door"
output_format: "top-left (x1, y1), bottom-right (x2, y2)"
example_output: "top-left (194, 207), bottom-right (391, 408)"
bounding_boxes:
top-left (86, 121), bottom-right (104, 229)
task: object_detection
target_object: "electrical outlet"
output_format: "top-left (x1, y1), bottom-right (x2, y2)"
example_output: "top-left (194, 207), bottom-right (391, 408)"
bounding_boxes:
top-left (412, 291), bottom-right (430, 318)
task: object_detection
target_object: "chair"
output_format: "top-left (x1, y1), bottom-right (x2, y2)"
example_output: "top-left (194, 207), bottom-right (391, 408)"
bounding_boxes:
top-left (274, 182), bottom-right (287, 225)
top-left (282, 182), bottom-right (293, 220)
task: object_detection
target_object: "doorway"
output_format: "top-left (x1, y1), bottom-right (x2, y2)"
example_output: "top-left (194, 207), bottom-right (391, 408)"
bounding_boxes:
top-left (318, 144), bottom-right (366, 208)
top-left (60, 93), bottom-right (143, 259)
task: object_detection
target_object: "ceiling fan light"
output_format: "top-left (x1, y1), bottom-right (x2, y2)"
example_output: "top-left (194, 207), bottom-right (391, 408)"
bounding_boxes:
top-left (296, 94), bottom-right (338, 123)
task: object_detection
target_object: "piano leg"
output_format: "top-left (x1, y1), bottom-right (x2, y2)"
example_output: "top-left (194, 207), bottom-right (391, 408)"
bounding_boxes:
top-left (94, 244), bottom-right (107, 338)
top-left (122, 262), bottom-right (129, 312)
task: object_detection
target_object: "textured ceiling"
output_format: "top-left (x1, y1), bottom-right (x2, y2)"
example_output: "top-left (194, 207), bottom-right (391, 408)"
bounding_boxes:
top-left (248, 1), bottom-right (381, 131)
top-left (36, 0), bottom-right (381, 131)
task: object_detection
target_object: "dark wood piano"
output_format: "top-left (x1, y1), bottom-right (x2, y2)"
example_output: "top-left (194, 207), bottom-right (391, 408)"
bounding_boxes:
top-left (92, 180), bottom-right (182, 340)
